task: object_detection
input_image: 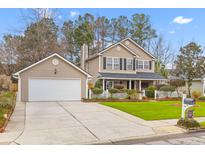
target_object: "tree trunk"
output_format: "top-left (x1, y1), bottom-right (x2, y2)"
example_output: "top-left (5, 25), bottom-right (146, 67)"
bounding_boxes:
top-left (187, 81), bottom-right (192, 97)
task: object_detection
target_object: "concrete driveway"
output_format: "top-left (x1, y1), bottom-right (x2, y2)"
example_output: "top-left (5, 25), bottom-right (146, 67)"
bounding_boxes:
top-left (1, 101), bottom-right (185, 145)
top-left (15, 101), bottom-right (157, 144)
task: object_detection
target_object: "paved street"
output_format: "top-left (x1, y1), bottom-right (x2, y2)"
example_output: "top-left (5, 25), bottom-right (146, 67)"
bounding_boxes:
top-left (105, 131), bottom-right (205, 145)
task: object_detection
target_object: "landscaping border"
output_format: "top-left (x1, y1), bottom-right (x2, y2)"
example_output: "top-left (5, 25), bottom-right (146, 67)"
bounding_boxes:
top-left (0, 93), bottom-right (16, 133)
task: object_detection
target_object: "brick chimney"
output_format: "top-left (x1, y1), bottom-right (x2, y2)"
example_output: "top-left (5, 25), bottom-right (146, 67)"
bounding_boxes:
top-left (80, 44), bottom-right (88, 70)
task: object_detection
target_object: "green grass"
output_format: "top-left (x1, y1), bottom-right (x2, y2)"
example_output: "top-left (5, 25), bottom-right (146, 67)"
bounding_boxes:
top-left (101, 101), bottom-right (205, 120)
top-left (200, 122), bottom-right (205, 128)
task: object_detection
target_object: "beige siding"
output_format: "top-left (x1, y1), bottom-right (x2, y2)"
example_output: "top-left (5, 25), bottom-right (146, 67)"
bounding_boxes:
top-left (122, 39), bottom-right (155, 72)
top-left (101, 44), bottom-right (136, 73)
top-left (85, 56), bottom-right (99, 84)
top-left (20, 55), bottom-right (87, 102)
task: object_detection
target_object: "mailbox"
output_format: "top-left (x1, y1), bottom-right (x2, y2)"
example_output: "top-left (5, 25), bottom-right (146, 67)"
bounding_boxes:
top-left (184, 98), bottom-right (195, 105)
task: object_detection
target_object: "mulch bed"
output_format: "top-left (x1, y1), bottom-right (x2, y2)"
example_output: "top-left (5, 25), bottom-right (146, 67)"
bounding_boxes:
top-left (82, 98), bottom-right (155, 102)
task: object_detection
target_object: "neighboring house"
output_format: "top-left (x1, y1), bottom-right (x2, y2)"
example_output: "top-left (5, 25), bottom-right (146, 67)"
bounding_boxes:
top-left (167, 69), bottom-right (205, 96)
top-left (82, 37), bottom-right (166, 92)
top-left (13, 54), bottom-right (92, 102)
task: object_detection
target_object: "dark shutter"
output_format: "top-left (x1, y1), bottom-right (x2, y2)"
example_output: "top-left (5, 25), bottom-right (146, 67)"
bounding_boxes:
top-left (149, 61), bottom-right (152, 70)
top-left (136, 60), bottom-right (138, 69)
top-left (133, 58), bottom-right (135, 71)
top-left (120, 58), bottom-right (123, 70)
top-left (104, 80), bottom-right (107, 90)
top-left (124, 58), bottom-right (127, 70)
top-left (103, 57), bottom-right (106, 70)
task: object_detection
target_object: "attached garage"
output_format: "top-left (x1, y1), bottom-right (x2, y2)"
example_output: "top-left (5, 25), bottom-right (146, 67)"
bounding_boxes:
top-left (13, 53), bottom-right (92, 102)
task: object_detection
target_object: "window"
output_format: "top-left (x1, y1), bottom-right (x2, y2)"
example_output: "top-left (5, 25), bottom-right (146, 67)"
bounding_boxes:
top-left (144, 61), bottom-right (149, 69)
top-left (114, 58), bottom-right (120, 70)
top-left (106, 58), bottom-right (112, 70)
top-left (126, 59), bottom-right (133, 70)
top-left (138, 60), bottom-right (143, 69)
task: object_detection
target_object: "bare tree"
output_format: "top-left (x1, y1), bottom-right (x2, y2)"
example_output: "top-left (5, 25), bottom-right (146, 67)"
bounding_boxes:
top-left (0, 35), bottom-right (20, 75)
top-left (151, 35), bottom-right (174, 66)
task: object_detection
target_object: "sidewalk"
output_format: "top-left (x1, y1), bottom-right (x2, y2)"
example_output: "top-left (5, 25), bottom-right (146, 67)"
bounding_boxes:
top-left (0, 101), bottom-right (25, 145)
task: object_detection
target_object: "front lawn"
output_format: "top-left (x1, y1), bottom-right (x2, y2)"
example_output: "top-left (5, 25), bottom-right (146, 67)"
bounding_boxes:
top-left (101, 101), bottom-right (205, 120)
top-left (0, 92), bottom-right (16, 129)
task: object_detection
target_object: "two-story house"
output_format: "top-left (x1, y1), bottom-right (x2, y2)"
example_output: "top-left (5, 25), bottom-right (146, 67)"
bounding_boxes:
top-left (14, 37), bottom-right (166, 102)
top-left (82, 37), bottom-right (166, 92)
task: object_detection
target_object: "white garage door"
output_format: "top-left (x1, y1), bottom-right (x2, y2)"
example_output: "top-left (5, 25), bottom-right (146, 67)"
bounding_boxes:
top-left (28, 78), bottom-right (81, 101)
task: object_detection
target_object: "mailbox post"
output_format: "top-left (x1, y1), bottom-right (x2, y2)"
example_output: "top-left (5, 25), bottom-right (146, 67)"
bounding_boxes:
top-left (181, 94), bottom-right (195, 119)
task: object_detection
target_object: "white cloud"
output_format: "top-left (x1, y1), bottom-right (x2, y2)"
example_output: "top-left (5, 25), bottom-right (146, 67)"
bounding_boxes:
top-left (70, 11), bottom-right (79, 18)
top-left (168, 30), bottom-right (175, 34)
top-left (173, 16), bottom-right (193, 24)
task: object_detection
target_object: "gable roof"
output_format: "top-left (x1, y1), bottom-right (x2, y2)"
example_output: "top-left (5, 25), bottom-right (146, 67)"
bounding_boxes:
top-left (85, 37), bottom-right (156, 62)
top-left (13, 53), bottom-right (92, 78)
top-left (98, 42), bottom-right (140, 57)
top-left (121, 37), bottom-right (156, 59)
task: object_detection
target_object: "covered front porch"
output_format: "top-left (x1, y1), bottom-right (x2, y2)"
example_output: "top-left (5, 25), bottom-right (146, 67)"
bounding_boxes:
top-left (102, 79), bottom-right (157, 92)
top-left (98, 72), bottom-right (166, 92)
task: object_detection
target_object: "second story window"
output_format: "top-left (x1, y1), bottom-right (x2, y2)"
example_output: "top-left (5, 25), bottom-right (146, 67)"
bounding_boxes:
top-left (114, 58), bottom-right (120, 70)
top-left (138, 60), bottom-right (143, 69)
top-left (106, 58), bottom-right (112, 70)
top-left (127, 59), bottom-right (133, 70)
top-left (144, 61), bottom-right (149, 69)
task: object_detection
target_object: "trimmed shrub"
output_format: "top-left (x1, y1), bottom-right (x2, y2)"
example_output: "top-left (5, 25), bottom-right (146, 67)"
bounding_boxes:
top-left (108, 88), bottom-right (119, 98)
top-left (94, 80), bottom-right (102, 88)
top-left (155, 84), bottom-right (166, 90)
top-left (145, 86), bottom-right (157, 98)
top-left (114, 84), bottom-right (124, 90)
top-left (177, 118), bottom-right (200, 129)
top-left (199, 96), bottom-right (205, 101)
top-left (159, 85), bottom-right (175, 92)
top-left (192, 91), bottom-right (201, 99)
top-left (91, 87), bottom-right (103, 95)
top-left (126, 89), bottom-right (138, 99)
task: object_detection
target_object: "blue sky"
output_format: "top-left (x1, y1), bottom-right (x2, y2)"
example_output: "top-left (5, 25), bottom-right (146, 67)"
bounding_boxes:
top-left (0, 8), bottom-right (204, 54)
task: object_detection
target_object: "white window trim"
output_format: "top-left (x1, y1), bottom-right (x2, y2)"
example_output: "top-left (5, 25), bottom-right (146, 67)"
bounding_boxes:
top-left (106, 57), bottom-right (113, 70)
top-left (106, 56), bottom-right (122, 70)
top-left (113, 57), bottom-right (120, 70)
top-left (138, 60), bottom-right (144, 69)
top-left (138, 60), bottom-right (150, 70)
top-left (126, 58), bottom-right (133, 70)
top-left (144, 60), bottom-right (150, 70)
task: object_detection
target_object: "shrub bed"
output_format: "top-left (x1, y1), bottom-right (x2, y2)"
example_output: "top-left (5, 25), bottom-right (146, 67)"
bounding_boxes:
top-left (82, 98), bottom-right (151, 102)
top-left (0, 92), bottom-right (16, 133)
top-left (177, 118), bottom-right (200, 130)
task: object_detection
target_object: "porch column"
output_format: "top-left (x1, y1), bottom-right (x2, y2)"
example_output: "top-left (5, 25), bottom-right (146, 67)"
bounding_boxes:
top-left (134, 80), bottom-right (136, 90)
top-left (139, 80), bottom-right (141, 91)
top-left (139, 80), bottom-right (142, 100)
top-left (129, 80), bottom-right (131, 89)
top-left (102, 79), bottom-right (105, 91)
